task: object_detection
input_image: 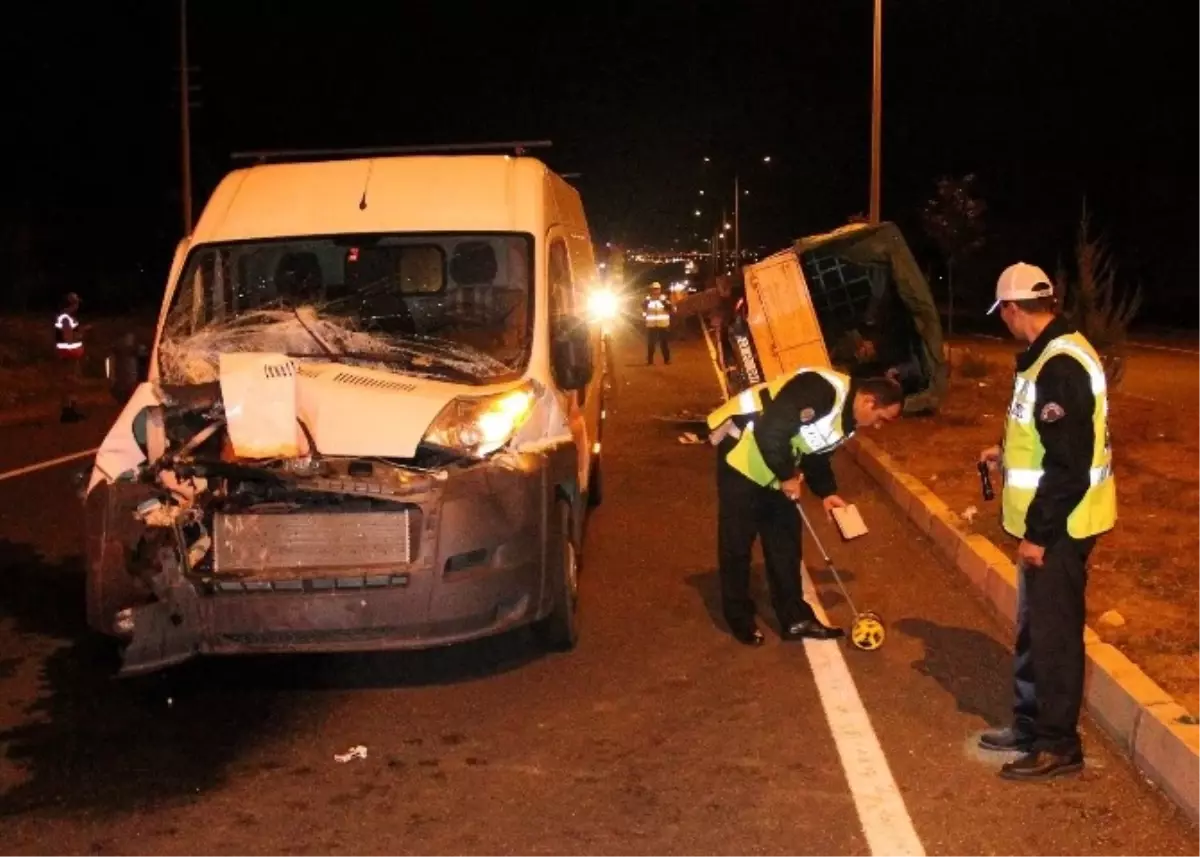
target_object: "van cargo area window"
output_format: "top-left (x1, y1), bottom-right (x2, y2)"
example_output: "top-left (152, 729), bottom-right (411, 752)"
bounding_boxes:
top-left (160, 232), bottom-right (534, 387)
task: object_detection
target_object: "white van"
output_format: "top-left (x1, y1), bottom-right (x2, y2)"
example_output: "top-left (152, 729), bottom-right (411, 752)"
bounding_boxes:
top-left (84, 148), bottom-right (606, 675)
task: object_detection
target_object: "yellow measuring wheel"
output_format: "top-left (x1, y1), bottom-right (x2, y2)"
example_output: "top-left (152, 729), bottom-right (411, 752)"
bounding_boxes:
top-left (797, 503), bottom-right (887, 652)
top-left (850, 611), bottom-right (887, 651)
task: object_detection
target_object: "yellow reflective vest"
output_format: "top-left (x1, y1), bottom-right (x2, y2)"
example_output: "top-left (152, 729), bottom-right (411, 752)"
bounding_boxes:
top-left (643, 296), bottom-right (671, 329)
top-left (1001, 331), bottom-right (1116, 539)
top-left (707, 368), bottom-right (852, 488)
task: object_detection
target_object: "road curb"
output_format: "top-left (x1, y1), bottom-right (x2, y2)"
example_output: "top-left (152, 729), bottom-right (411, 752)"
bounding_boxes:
top-left (847, 434), bottom-right (1199, 824)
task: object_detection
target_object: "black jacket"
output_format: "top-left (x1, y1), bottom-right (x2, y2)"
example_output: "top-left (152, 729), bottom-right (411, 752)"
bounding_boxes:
top-left (1012, 316), bottom-right (1097, 546)
top-left (753, 372), bottom-right (857, 498)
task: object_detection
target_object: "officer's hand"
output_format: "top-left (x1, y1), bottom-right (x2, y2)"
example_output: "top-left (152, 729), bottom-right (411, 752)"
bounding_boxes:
top-left (1018, 539), bottom-right (1046, 568)
top-left (979, 445), bottom-right (1001, 470)
top-left (822, 494), bottom-right (848, 519)
top-left (780, 477), bottom-right (804, 502)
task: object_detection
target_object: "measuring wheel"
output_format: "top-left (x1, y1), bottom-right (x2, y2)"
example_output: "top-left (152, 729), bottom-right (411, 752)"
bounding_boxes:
top-left (850, 611), bottom-right (886, 651)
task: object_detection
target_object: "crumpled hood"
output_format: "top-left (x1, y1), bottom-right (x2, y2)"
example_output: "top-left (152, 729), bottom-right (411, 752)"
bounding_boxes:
top-left (88, 354), bottom-right (501, 493)
top-left (217, 352), bottom-right (466, 459)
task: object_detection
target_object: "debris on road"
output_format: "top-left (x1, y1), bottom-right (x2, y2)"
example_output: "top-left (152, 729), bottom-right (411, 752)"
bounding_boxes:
top-left (961, 505), bottom-right (978, 524)
top-left (334, 745), bottom-right (369, 763)
top-left (1098, 609), bottom-right (1126, 628)
top-left (678, 432), bottom-right (702, 444)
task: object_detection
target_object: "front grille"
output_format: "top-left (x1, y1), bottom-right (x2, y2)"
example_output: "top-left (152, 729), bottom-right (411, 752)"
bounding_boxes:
top-left (207, 573), bottom-right (411, 594)
top-left (213, 510), bottom-right (415, 577)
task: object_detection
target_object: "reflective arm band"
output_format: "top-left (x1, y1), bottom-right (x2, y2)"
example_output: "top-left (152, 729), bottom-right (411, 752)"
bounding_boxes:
top-left (1005, 465), bottom-right (1111, 489)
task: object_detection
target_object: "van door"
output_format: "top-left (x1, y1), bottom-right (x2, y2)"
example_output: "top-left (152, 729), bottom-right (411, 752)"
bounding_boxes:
top-left (743, 251), bottom-right (832, 380)
top-left (547, 235), bottom-right (591, 492)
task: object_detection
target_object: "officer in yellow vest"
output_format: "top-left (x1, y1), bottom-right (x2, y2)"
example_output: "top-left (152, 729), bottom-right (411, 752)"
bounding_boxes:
top-left (977, 262), bottom-right (1116, 782)
top-left (707, 369), bottom-right (904, 645)
top-left (642, 282), bottom-right (673, 365)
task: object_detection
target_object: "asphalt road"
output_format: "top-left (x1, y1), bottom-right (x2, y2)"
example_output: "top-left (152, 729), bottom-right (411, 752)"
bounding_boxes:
top-left (0, 329), bottom-right (1195, 855)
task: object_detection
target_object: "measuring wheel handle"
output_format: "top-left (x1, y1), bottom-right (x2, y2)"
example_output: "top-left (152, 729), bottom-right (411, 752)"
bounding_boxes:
top-left (850, 611), bottom-right (886, 651)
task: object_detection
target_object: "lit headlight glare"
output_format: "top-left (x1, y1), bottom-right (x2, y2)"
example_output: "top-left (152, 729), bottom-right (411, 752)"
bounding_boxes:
top-left (423, 385), bottom-right (536, 458)
top-left (587, 288), bottom-right (620, 322)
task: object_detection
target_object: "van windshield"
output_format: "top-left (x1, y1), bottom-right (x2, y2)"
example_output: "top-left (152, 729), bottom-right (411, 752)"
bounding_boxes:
top-left (159, 232), bottom-right (534, 386)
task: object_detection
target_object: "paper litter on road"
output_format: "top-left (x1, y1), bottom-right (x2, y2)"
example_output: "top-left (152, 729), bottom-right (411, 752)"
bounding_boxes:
top-left (962, 505), bottom-right (978, 523)
top-left (678, 432), bottom-right (702, 445)
top-left (334, 745), bottom-right (368, 763)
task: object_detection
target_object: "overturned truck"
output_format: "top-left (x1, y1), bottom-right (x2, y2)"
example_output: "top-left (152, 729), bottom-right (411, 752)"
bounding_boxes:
top-left (712, 221), bottom-right (947, 414)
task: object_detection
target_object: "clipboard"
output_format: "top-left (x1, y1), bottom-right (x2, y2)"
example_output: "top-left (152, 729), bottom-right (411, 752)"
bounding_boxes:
top-left (831, 504), bottom-right (869, 541)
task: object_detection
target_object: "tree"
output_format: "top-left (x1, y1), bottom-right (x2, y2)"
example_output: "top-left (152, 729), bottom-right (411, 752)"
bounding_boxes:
top-left (919, 174), bottom-right (988, 340)
top-left (1056, 202), bottom-right (1142, 388)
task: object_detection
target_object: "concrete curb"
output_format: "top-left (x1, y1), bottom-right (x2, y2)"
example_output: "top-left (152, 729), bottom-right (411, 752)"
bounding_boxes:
top-left (847, 434), bottom-right (1199, 824)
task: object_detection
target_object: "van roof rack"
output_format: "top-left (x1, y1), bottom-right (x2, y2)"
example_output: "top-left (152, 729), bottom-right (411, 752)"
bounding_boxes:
top-left (230, 140), bottom-right (553, 164)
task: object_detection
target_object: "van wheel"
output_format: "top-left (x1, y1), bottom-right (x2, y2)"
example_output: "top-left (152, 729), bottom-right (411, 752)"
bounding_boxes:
top-left (532, 500), bottom-right (579, 652)
top-left (586, 454), bottom-right (603, 508)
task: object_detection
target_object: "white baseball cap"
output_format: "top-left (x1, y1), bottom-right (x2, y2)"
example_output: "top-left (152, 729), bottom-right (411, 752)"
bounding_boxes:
top-left (988, 262), bottom-right (1054, 314)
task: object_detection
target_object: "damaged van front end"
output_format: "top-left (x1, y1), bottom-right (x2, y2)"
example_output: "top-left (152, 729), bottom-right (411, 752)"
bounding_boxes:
top-left (85, 356), bottom-right (579, 676)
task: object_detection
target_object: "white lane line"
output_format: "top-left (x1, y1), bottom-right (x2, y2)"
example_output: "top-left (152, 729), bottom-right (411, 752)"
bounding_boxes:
top-left (0, 449), bottom-right (97, 483)
top-left (801, 563), bottom-right (926, 857)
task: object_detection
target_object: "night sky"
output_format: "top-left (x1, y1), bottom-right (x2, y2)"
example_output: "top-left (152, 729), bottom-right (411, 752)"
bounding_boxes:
top-left (4, 1), bottom-right (1195, 323)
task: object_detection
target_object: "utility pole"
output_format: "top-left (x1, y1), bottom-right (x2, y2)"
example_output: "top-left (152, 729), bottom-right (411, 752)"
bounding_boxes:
top-left (180, 0), bottom-right (193, 235)
top-left (869, 0), bottom-right (883, 224)
top-left (733, 174), bottom-right (740, 268)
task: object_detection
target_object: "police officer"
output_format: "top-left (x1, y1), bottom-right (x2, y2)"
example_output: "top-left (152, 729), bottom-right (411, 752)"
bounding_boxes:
top-left (978, 262), bottom-right (1116, 781)
top-left (642, 282), bottom-right (673, 365)
top-left (54, 292), bottom-right (86, 422)
top-left (706, 368), bottom-right (904, 645)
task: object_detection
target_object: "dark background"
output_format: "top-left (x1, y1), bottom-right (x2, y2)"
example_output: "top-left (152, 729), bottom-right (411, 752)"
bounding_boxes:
top-left (3, 0), bottom-right (1194, 325)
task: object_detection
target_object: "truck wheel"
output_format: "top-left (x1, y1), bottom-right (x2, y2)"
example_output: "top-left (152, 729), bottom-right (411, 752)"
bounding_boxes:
top-left (532, 500), bottom-right (579, 652)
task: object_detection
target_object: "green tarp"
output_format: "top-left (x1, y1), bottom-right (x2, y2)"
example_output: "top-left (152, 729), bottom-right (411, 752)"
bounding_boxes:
top-left (793, 221), bottom-right (947, 414)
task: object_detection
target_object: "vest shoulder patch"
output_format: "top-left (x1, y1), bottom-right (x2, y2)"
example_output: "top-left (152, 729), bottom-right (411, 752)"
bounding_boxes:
top-left (1039, 401), bottom-right (1065, 423)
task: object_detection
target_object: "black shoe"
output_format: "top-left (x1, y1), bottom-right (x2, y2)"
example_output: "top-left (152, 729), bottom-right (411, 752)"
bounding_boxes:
top-left (782, 618), bottom-right (846, 641)
top-left (729, 621), bottom-right (764, 647)
top-left (978, 727), bottom-right (1035, 753)
top-left (998, 749), bottom-right (1084, 782)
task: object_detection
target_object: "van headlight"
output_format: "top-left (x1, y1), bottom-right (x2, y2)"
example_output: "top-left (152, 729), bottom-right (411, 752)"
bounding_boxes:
top-left (422, 383), bottom-right (536, 458)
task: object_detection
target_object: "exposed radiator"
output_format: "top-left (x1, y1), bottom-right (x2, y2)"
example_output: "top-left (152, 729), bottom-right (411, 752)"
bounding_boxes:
top-left (213, 510), bottom-right (414, 577)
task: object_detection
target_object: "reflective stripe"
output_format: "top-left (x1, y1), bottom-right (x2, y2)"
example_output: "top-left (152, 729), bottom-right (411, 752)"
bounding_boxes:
top-left (1005, 464), bottom-right (1112, 490)
top-left (55, 313), bottom-right (78, 330)
top-left (56, 341), bottom-right (83, 350)
top-left (1043, 340), bottom-right (1107, 394)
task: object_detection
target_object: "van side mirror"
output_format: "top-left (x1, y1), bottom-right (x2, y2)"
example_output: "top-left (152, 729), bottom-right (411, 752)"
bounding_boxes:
top-left (107, 336), bottom-right (151, 403)
top-left (551, 315), bottom-right (594, 392)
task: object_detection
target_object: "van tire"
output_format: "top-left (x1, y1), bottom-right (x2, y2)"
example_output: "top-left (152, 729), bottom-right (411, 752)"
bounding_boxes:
top-left (532, 499), bottom-right (579, 652)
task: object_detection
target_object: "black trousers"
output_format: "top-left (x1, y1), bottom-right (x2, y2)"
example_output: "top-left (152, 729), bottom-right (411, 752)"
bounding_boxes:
top-left (716, 439), bottom-right (816, 629)
top-left (646, 328), bottom-right (671, 364)
top-left (1010, 534), bottom-right (1094, 754)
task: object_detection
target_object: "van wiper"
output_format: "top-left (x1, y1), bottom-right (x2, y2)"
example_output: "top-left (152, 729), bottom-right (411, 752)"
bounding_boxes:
top-left (291, 307), bottom-right (341, 357)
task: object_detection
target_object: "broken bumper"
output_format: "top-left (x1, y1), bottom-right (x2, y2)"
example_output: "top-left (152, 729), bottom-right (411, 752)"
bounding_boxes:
top-left (107, 453), bottom-right (564, 677)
